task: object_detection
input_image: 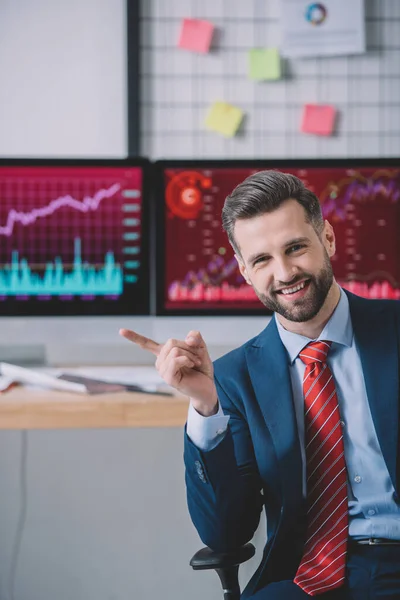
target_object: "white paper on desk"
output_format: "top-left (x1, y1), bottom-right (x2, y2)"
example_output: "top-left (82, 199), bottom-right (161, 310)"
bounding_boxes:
top-left (280, 0), bottom-right (365, 58)
top-left (0, 363), bottom-right (176, 395)
top-left (0, 362), bottom-right (88, 394)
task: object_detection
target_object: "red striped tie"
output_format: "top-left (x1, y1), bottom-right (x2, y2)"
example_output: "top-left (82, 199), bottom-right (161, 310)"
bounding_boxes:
top-left (294, 341), bottom-right (348, 596)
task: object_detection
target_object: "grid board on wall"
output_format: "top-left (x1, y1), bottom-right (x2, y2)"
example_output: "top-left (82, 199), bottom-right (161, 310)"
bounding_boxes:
top-left (139, 0), bottom-right (400, 159)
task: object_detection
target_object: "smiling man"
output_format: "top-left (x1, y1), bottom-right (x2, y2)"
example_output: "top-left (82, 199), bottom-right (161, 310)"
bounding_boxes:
top-left (183, 170), bottom-right (400, 599)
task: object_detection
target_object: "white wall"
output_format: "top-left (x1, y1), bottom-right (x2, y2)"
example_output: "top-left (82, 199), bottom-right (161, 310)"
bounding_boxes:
top-left (0, 0), bottom-right (127, 158)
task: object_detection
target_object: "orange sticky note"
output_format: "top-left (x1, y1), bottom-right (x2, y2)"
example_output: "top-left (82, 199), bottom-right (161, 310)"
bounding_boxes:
top-left (301, 104), bottom-right (336, 136)
top-left (177, 18), bottom-right (214, 53)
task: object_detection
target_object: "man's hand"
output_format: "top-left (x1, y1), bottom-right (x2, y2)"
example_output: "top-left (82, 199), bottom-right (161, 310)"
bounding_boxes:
top-left (119, 329), bottom-right (218, 416)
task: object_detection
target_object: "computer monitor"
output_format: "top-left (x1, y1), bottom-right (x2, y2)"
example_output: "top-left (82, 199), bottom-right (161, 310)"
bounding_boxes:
top-left (0, 158), bottom-right (150, 316)
top-left (155, 159), bottom-right (400, 316)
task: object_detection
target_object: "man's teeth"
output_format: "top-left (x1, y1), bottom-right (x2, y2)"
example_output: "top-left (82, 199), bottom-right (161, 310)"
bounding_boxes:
top-left (281, 281), bottom-right (307, 295)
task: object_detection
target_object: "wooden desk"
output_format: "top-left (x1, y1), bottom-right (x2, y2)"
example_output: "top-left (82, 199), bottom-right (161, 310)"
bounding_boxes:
top-left (0, 387), bottom-right (189, 430)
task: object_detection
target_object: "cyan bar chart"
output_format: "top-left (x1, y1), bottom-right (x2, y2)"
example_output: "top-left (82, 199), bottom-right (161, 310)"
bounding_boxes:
top-left (0, 239), bottom-right (123, 297)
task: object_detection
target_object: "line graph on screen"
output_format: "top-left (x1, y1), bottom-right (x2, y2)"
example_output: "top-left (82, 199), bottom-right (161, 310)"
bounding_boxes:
top-left (0, 165), bottom-right (142, 301)
top-left (0, 183), bottom-right (122, 237)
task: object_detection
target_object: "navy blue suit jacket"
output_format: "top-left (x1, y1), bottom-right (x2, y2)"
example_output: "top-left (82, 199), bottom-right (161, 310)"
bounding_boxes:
top-left (184, 292), bottom-right (400, 598)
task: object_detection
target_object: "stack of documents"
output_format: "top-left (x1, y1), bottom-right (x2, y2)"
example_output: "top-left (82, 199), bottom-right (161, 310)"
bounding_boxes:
top-left (0, 363), bottom-right (173, 396)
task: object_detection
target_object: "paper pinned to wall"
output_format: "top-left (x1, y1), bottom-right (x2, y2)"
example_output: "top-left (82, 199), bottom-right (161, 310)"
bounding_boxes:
top-left (280, 0), bottom-right (365, 58)
top-left (300, 104), bottom-right (336, 136)
top-left (248, 48), bottom-right (281, 81)
top-left (205, 102), bottom-right (244, 137)
top-left (177, 18), bottom-right (215, 53)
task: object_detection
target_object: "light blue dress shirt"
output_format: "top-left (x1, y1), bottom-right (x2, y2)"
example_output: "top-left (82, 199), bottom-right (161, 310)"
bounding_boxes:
top-left (187, 289), bottom-right (400, 539)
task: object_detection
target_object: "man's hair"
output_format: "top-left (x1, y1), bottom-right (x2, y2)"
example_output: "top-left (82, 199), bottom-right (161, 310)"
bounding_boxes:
top-left (221, 170), bottom-right (324, 257)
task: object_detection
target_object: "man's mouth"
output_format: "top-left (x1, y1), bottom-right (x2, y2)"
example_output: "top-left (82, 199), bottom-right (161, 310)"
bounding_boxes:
top-left (275, 279), bottom-right (311, 298)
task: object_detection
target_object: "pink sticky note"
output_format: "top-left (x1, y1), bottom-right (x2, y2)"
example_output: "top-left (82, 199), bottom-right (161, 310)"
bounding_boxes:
top-left (178, 18), bottom-right (214, 53)
top-left (301, 104), bottom-right (336, 136)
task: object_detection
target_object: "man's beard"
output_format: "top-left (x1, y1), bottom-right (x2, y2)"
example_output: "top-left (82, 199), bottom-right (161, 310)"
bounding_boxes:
top-left (254, 250), bottom-right (334, 322)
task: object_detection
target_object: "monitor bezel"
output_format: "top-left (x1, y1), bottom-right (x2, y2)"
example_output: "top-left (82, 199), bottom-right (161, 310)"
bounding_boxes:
top-left (154, 157), bottom-right (400, 316)
top-left (0, 157), bottom-right (151, 317)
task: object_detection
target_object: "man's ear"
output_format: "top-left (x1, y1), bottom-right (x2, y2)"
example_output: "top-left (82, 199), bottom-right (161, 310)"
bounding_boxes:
top-left (235, 254), bottom-right (251, 285)
top-left (323, 220), bottom-right (336, 257)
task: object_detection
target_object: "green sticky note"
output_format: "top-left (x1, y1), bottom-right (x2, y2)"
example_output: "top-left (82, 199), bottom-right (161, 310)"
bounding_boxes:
top-left (248, 48), bottom-right (281, 81)
top-left (204, 102), bottom-right (244, 137)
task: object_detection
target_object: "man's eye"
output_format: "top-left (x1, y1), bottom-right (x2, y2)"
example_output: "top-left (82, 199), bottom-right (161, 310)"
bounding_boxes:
top-left (254, 256), bottom-right (267, 265)
top-left (288, 244), bottom-right (305, 253)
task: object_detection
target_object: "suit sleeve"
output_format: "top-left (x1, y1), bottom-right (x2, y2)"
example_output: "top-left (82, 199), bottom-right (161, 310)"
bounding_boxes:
top-left (184, 372), bottom-right (264, 552)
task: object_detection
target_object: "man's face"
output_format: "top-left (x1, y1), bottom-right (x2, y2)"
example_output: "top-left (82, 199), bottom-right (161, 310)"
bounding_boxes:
top-left (234, 199), bottom-right (336, 323)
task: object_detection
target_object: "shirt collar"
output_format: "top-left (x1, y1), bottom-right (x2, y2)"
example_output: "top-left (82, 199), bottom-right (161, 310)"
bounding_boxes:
top-left (275, 287), bottom-right (353, 365)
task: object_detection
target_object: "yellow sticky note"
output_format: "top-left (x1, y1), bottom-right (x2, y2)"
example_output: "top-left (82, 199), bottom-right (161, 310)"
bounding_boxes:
top-left (248, 48), bottom-right (281, 81)
top-left (204, 102), bottom-right (244, 137)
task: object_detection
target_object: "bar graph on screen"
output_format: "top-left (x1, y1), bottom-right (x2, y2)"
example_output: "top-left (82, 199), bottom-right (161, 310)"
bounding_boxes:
top-left (0, 239), bottom-right (123, 298)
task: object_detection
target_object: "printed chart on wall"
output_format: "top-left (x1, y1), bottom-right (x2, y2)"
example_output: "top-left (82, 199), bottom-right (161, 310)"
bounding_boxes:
top-left (158, 162), bottom-right (400, 315)
top-left (280, 0), bottom-right (365, 58)
top-left (0, 161), bottom-right (150, 316)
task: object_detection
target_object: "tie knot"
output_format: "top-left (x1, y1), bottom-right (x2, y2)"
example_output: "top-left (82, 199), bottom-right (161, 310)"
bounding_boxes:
top-left (298, 340), bottom-right (331, 365)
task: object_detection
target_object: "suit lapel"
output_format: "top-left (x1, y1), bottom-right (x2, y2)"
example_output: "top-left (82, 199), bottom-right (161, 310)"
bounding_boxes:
top-left (347, 292), bottom-right (399, 493)
top-left (245, 318), bottom-right (303, 512)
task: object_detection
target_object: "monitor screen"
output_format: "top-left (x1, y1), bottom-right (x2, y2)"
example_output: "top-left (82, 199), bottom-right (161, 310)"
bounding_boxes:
top-left (0, 158), bottom-right (150, 316)
top-left (155, 159), bottom-right (400, 316)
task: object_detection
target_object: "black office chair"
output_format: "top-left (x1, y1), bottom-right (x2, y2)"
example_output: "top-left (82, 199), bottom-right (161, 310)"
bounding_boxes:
top-left (190, 543), bottom-right (255, 600)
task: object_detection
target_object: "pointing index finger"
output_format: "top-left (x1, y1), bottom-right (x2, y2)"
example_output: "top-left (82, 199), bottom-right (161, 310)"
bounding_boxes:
top-left (119, 329), bottom-right (162, 356)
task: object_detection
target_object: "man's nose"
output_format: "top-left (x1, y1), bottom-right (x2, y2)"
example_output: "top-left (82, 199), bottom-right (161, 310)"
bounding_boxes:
top-left (274, 258), bottom-right (297, 284)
